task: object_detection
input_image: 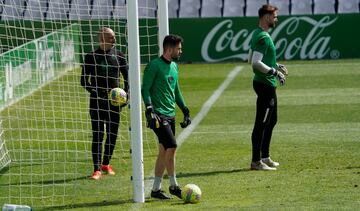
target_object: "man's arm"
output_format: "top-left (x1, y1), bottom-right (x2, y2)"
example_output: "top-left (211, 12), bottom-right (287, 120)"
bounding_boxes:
top-left (119, 52), bottom-right (129, 93)
top-left (80, 54), bottom-right (95, 93)
top-left (251, 51), bottom-right (286, 85)
top-left (141, 61), bottom-right (157, 106)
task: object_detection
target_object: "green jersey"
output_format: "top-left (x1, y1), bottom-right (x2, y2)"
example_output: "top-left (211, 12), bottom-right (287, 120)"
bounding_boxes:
top-left (251, 27), bottom-right (278, 87)
top-left (141, 56), bottom-right (186, 117)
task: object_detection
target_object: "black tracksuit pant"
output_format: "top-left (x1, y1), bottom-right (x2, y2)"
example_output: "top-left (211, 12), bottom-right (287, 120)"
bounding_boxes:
top-left (251, 80), bottom-right (277, 162)
top-left (89, 95), bottom-right (120, 172)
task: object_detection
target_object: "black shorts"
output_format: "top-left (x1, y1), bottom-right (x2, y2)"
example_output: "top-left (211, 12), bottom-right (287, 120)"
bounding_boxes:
top-left (153, 115), bottom-right (177, 149)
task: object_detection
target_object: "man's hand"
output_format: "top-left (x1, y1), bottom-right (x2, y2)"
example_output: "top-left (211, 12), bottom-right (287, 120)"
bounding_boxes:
top-left (269, 68), bottom-right (286, 86)
top-left (276, 63), bottom-right (288, 76)
top-left (145, 105), bottom-right (160, 129)
top-left (277, 71), bottom-right (286, 86)
top-left (120, 92), bottom-right (130, 108)
top-left (180, 107), bottom-right (191, 128)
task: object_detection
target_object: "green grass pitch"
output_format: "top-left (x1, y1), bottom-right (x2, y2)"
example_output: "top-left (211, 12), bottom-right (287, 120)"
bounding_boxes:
top-left (0, 59), bottom-right (359, 210)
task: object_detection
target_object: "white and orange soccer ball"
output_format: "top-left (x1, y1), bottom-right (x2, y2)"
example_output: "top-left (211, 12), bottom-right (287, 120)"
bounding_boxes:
top-left (108, 88), bottom-right (127, 106)
top-left (181, 184), bottom-right (202, 204)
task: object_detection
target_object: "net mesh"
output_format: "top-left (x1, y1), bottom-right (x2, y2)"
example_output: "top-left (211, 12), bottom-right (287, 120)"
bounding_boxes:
top-left (0, 0), bottom-right (159, 208)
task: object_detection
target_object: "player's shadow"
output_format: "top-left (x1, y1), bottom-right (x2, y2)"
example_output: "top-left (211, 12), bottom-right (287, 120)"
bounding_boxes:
top-left (176, 168), bottom-right (251, 178)
top-left (41, 199), bottom-right (133, 211)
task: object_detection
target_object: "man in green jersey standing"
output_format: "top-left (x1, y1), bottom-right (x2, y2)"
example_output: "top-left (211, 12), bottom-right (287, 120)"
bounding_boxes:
top-left (141, 35), bottom-right (191, 199)
top-left (249, 5), bottom-right (288, 171)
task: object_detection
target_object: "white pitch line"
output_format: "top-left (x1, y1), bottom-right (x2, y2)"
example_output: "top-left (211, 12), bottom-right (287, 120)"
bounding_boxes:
top-left (141, 66), bottom-right (243, 198)
top-left (176, 66), bottom-right (243, 146)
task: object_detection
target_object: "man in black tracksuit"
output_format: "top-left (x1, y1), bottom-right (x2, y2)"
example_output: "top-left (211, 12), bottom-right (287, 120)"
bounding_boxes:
top-left (81, 27), bottom-right (128, 180)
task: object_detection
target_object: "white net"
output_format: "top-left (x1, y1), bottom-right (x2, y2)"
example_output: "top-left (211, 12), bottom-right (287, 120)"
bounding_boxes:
top-left (0, 0), bottom-right (159, 208)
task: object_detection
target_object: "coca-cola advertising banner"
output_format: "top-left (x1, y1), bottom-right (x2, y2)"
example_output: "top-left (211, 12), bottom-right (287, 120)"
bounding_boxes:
top-left (170, 14), bottom-right (360, 62)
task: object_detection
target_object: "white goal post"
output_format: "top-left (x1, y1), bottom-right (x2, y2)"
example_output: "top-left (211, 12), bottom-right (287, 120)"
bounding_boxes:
top-left (128, 0), bottom-right (169, 203)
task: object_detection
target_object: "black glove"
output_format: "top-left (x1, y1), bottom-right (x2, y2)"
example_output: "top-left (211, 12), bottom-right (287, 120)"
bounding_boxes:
top-left (180, 106), bottom-right (191, 128)
top-left (145, 105), bottom-right (160, 129)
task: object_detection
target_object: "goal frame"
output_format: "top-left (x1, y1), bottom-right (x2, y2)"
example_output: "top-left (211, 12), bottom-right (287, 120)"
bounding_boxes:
top-left (127, 0), bottom-right (169, 203)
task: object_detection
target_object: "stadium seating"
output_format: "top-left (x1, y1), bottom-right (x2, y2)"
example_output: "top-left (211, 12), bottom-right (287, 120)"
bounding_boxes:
top-left (69, 0), bottom-right (91, 20)
top-left (179, 0), bottom-right (201, 17)
top-left (138, 0), bottom-right (157, 18)
top-left (314, 0), bottom-right (336, 14)
top-left (338, 0), bottom-right (359, 13)
top-left (245, 0), bottom-right (267, 16)
top-left (223, 0), bottom-right (245, 17)
top-left (269, 0), bottom-right (290, 15)
top-left (201, 0), bottom-right (223, 18)
top-left (47, 0), bottom-right (69, 20)
top-left (113, 0), bottom-right (127, 19)
top-left (168, 0), bottom-right (179, 18)
top-left (91, 0), bottom-right (113, 19)
top-left (23, 0), bottom-right (47, 20)
top-left (1, 0), bottom-right (25, 20)
top-left (1, 0), bottom-right (359, 21)
top-left (291, 0), bottom-right (313, 15)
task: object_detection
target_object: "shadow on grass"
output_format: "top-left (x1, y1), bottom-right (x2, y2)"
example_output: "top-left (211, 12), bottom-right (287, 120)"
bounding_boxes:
top-left (144, 168), bottom-right (250, 181)
top-left (0, 175), bottom-right (89, 187)
top-left (41, 199), bottom-right (133, 211)
top-left (0, 166), bottom-right (9, 174)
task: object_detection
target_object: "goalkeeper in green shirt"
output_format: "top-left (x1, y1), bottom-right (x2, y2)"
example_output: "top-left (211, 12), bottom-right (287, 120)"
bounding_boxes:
top-left (249, 5), bottom-right (288, 171)
top-left (141, 35), bottom-right (191, 200)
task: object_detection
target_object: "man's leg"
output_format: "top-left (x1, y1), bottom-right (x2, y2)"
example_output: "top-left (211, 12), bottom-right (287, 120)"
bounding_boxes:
top-left (90, 109), bottom-right (105, 172)
top-left (103, 109), bottom-right (120, 166)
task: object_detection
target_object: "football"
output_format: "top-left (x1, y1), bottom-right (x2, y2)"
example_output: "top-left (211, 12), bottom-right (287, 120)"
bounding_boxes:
top-left (108, 88), bottom-right (127, 106)
top-left (181, 184), bottom-right (202, 204)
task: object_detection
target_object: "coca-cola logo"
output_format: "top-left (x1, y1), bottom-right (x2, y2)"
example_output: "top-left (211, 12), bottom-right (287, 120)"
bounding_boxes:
top-left (201, 16), bottom-right (338, 62)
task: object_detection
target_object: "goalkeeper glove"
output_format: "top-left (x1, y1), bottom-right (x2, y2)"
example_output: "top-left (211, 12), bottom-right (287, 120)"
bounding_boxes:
top-left (180, 106), bottom-right (191, 128)
top-left (276, 63), bottom-right (288, 76)
top-left (269, 68), bottom-right (286, 86)
top-left (145, 105), bottom-right (160, 129)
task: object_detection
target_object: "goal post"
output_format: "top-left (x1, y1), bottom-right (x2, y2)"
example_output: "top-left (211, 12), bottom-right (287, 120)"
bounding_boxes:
top-left (128, 0), bottom-right (169, 203)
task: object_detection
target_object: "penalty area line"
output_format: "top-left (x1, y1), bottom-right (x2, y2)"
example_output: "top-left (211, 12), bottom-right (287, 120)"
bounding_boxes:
top-left (141, 65), bottom-right (243, 199)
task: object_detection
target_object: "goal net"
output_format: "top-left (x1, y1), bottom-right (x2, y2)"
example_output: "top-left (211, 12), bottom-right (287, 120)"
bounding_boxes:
top-left (0, 0), bottom-right (162, 208)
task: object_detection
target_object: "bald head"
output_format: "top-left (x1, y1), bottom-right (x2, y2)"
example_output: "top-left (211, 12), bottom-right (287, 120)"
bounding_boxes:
top-left (98, 27), bottom-right (116, 51)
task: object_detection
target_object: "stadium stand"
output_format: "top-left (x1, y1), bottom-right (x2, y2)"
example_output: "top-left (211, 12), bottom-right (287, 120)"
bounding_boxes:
top-left (1, 0), bottom-right (25, 20)
top-left (168, 0), bottom-right (179, 18)
top-left (179, 0), bottom-right (201, 17)
top-left (269, 0), bottom-right (290, 15)
top-left (338, 0), bottom-right (360, 13)
top-left (23, 0), bottom-right (47, 20)
top-left (245, 0), bottom-right (267, 16)
top-left (91, 0), bottom-right (113, 19)
top-left (69, 0), bottom-right (91, 20)
top-left (1, 0), bottom-right (359, 20)
top-left (314, 0), bottom-right (336, 14)
top-left (47, 0), bottom-right (69, 20)
top-left (291, 0), bottom-right (313, 15)
top-left (201, 0), bottom-right (223, 18)
top-left (138, 0), bottom-right (157, 18)
top-left (113, 0), bottom-right (127, 19)
top-left (223, 0), bottom-right (245, 17)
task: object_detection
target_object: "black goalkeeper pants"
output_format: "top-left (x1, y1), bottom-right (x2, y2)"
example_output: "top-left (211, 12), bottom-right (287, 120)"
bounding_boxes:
top-left (90, 98), bottom-right (120, 172)
top-left (251, 80), bottom-right (277, 162)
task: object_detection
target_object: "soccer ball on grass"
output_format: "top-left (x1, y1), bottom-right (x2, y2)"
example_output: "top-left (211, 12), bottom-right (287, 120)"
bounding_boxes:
top-left (108, 88), bottom-right (127, 106)
top-left (181, 184), bottom-right (201, 204)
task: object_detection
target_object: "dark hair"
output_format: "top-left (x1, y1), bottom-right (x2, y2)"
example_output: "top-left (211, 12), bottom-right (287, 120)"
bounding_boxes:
top-left (258, 4), bottom-right (278, 17)
top-left (163, 34), bottom-right (183, 50)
